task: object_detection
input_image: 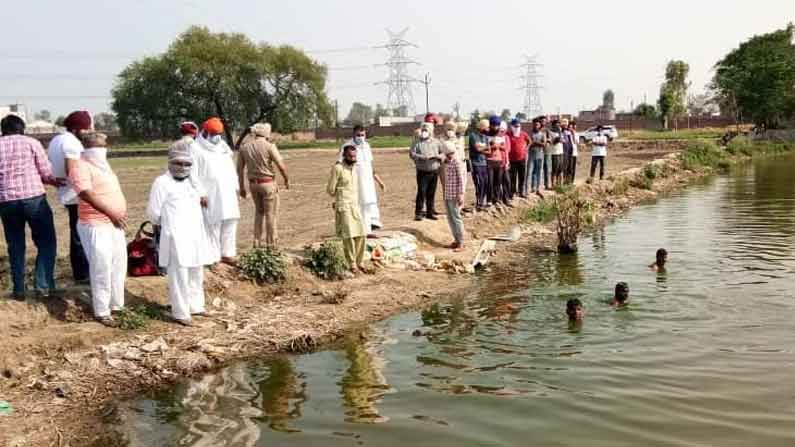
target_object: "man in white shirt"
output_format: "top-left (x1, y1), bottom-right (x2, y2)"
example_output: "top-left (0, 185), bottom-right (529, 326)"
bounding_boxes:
top-left (47, 110), bottom-right (92, 283)
top-left (589, 125), bottom-right (609, 181)
top-left (338, 125), bottom-right (385, 236)
top-left (190, 117), bottom-right (239, 266)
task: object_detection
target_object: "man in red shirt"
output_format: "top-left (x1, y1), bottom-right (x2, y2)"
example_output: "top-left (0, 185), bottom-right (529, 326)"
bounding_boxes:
top-left (0, 115), bottom-right (61, 300)
top-left (507, 118), bottom-right (530, 198)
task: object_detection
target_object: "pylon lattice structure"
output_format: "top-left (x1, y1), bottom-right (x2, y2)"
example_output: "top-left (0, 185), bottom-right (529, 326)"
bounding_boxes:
top-left (520, 55), bottom-right (544, 118)
top-left (376, 28), bottom-right (419, 117)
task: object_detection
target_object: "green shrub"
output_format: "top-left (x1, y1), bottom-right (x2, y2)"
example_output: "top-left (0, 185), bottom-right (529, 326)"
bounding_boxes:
top-left (610, 177), bottom-right (630, 195)
top-left (726, 137), bottom-right (754, 156)
top-left (526, 200), bottom-right (557, 223)
top-left (239, 247), bottom-right (288, 284)
top-left (680, 141), bottom-right (726, 171)
top-left (629, 174), bottom-right (654, 190)
top-left (305, 240), bottom-right (348, 280)
top-left (116, 304), bottom-right (168, 330)
top-left (554, 184), bottom-right (575, 194)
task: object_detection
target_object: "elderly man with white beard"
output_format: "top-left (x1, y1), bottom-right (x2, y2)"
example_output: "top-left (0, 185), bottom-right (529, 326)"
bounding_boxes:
top-left (148, 140), bottom-right (213, 326)
top-left (190, 117), bottom-right (240, 266)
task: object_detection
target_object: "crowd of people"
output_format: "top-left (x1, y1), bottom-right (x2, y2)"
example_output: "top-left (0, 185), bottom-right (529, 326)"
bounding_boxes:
top-left (0, 109), bottom-right (615, 327)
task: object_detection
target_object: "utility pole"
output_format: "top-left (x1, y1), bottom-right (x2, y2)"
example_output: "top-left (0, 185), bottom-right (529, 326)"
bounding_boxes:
top-left (422, 72), bottom-right (431, 114)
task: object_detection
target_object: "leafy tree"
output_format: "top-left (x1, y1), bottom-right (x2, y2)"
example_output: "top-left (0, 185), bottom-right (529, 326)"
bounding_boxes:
top-left (112, 26), bottom-right (332, 145)
top-left (93, 112), bottom-right (118, 131)
top-left (34, 110), bottom-right (52, 122)
top-left (633, 103), bottom-right (658, 119)
top-left (500, 108), bottom-right (512, 122)
top-left (602, 89), bottom-right (615, 110)
top-left (657, 60), bottom-right (690, 128)
top-left (515, 112), bottom-right (528, 122)
top-left (344, 102), bottom-right (374, 125)
top-left (710, 23), bottom-right (795, 128)
top-left (392, 105), bottom-right (409, 117)
top-left (54, 115), bottom-right (65, 127)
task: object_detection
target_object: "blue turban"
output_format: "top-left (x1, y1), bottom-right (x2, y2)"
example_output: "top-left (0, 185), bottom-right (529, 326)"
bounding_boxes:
top-left (489, 116), bottom-right (501, 127)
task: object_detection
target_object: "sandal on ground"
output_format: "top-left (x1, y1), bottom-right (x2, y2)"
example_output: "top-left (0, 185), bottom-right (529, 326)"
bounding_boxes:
top-left (174, 318), bottom-right (193, 327)
top-left (191, 312), bottom-right (208, 317)
top-left (96, 316), bottom-right (118, 328)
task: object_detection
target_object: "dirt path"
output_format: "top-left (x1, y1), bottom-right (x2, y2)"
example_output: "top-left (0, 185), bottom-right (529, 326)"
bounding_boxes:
top-left (0, 140), bottom-right (689, 446)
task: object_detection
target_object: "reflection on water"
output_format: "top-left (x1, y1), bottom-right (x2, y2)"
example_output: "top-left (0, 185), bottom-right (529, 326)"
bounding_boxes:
top-left (127, 155), bottom-right (795, 446)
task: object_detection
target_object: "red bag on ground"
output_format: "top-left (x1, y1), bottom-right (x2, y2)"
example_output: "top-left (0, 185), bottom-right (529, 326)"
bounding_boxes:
top-left (127, 221), bottom-right (159, 277)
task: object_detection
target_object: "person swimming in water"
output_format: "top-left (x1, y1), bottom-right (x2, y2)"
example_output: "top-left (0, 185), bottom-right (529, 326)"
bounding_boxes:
top-left (566, 298), bottom-right (584, 321)
top-left (649, 248), bottom-right (667, 272)
top-left (611, 282), bottom-right (629, 307)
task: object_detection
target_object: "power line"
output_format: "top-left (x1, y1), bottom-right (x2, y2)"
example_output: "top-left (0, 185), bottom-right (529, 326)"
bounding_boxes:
top-left (519, 54), bottom-right (544, 118)
top-left (374, 28), bottom-right (418, 117)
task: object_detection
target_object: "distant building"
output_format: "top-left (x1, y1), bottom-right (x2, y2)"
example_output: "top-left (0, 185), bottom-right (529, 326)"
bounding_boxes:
top-left (0, 104), bottom-right (27, 123)
top-left (578, 106), bottom-right (615, 122)
top-left (379, 116), bottom-right (416, 126)
top-left (26, 120), bottom-right (60, 134)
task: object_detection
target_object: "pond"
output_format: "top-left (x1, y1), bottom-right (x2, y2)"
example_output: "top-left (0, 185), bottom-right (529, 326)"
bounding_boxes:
top-left (125, 155), bottom-right (795, 446)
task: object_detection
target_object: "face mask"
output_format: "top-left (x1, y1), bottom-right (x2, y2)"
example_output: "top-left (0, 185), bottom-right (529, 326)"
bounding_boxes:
top-left (446, 130), bottom-right (455, 138)
top-left (420, 130), bottom-right (430, 140)
top-left (208, 134), bottom-right (222, 145)
top-left (511, 126), bottom-right (521, 136)
top-left (353, 136), bottom-right (365, 145)
top-left (169, 161), bottom-right (191, 179)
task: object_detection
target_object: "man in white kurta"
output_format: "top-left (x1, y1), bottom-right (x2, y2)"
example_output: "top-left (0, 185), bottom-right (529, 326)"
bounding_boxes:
top-left (147, 140), bottom-right (211, 325)
top-left (338, 125), bottom-right (384, 236)
top-left (191, 118), bottom-right (240, 265)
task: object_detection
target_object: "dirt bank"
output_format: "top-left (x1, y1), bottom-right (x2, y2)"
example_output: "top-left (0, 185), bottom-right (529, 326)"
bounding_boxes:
top-left (0, 141), bottom-right (694, 446)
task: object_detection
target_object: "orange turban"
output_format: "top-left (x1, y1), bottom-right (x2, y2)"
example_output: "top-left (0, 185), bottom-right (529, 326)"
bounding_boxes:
top-left (202, 117), bottom-right (224, 135)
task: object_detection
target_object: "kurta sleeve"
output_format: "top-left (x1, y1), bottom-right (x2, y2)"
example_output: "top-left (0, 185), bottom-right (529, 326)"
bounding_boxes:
top-left (326, 164), bottom-right (340, 197)
top-left (147, 177), bottom-right (166, 225)
top-left (189, 146), bottom-right (208, 197)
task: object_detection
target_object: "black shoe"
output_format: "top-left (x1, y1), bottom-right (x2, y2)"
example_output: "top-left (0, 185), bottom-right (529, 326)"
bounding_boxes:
top-left (414, 215), bottom-right (423, 221)
top-left (427, 214), bottom-right (439, 221)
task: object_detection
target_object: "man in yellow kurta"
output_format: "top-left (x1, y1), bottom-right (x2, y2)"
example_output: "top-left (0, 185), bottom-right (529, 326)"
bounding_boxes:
top-left (327, 144), bottom-right (366, 272)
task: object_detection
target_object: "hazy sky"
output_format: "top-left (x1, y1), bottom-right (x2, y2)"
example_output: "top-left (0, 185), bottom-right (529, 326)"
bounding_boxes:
top-left (1, 0), bottom-right (792, 121)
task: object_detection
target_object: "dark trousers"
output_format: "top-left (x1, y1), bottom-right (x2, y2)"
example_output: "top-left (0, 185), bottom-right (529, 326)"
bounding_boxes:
top-left (551, 154), bottom-right (564, 185)
top-left (509, 160), bottom-right (527, 197)
top-left (565, 155), bottom-right (578, 183)
top-left (488, 163), bottom-right (507, 205)
top-left (415, 170), bottom-right (439, 217)
top-left (590, 156), bottom-right (606, 180)
top-left (0, 195), bottom-right (57, 296)
top-left (66, 204), bottom-right (90, 281)
top-left (471, 165), bottom-right (489, 208)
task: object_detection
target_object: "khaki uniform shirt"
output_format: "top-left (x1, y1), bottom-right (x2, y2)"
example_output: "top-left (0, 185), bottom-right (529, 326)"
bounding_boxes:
top-left (326, 162), bottom-right (365, 239)
top-left (239, 136), bottom-right (282, 180)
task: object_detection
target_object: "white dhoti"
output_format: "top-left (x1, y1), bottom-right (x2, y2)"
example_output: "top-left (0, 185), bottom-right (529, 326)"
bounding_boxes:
top-left (207, 218), bottom-right (239, 259)
top-left (167, 261), bottom-right (205, 320)
top-left (77, 223), bottom-right (127, 318)
top-left (361, 202), bottom-right (382, 233)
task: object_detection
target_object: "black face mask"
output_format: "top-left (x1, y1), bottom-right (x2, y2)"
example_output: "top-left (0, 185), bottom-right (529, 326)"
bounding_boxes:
top-left (343, 158), bottom-right (357, 165)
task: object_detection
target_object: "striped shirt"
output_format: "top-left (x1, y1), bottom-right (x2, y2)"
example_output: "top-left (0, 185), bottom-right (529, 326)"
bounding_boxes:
top-left (0, 134), bottom-right (55, 203)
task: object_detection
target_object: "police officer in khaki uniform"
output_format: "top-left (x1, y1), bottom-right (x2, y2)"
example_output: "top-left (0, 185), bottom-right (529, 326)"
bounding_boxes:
top-left (237, 123), bottom-right (289, 248)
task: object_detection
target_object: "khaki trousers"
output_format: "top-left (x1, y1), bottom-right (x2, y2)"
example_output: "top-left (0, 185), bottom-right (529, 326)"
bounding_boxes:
top-left (342, 236), bottom-right (365, 268)
top-left (250, 181), bottom-right (279, 247)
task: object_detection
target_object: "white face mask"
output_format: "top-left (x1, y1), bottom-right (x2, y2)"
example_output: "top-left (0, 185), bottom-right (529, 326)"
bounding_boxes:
top-left (420, 130), bottom-right (430, 140)
top-left (446, 130), bottom-right (456, 138)
top-left (511, 126), bottom-right (521, 136)
top-left (208, 134), bottom-right (222, 145)
top-left (353, 136), bottom-right (365, 145)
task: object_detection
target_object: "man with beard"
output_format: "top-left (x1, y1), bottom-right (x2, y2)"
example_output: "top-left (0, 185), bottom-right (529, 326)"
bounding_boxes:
top-left (327, 144), bottom-right (367, 273)
top-left (339, 125), bottom-right (385, 236)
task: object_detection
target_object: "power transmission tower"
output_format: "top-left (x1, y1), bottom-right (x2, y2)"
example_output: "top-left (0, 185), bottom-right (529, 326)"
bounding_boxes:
top-left (375, 28), bottom-right (419, 117)
top-left (519, 55), bottom-right (544, 119)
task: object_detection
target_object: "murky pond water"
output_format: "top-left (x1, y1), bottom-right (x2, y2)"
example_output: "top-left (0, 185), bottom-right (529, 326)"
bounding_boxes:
top-left (126, 156), bottom-right (795, 446)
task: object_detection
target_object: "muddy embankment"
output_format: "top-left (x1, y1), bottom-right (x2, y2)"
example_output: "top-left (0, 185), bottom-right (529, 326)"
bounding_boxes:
top-left (0, 141), bottom-right (714, 447)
